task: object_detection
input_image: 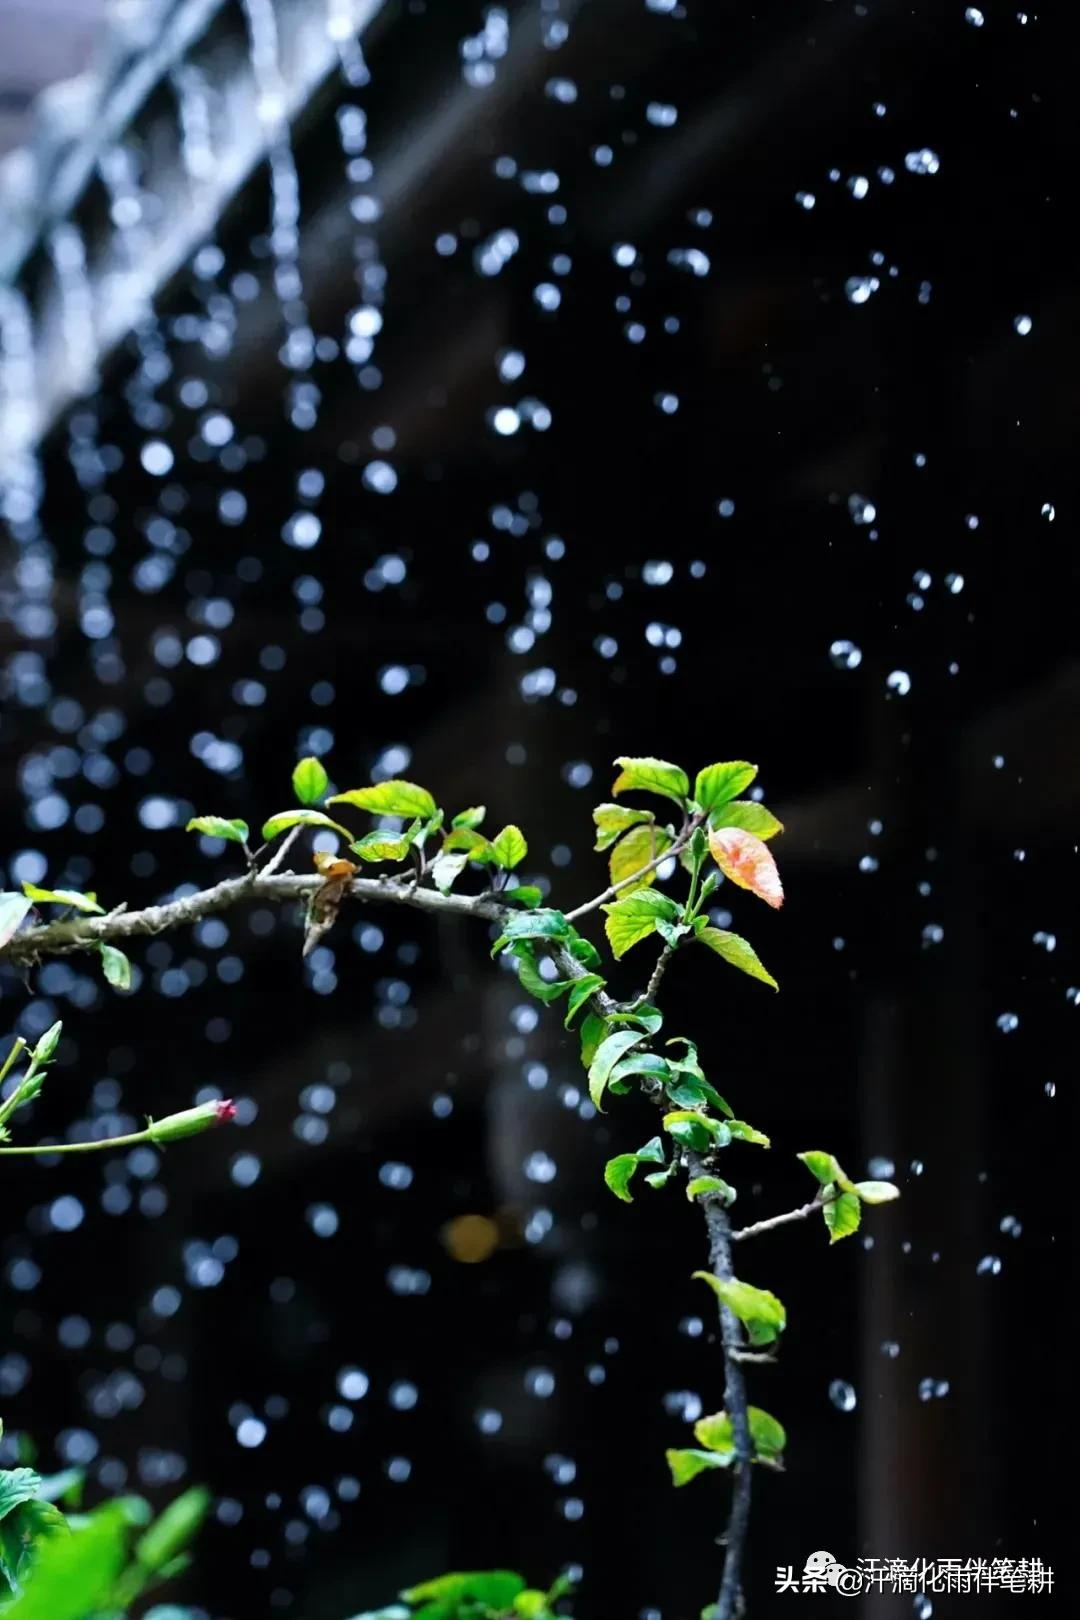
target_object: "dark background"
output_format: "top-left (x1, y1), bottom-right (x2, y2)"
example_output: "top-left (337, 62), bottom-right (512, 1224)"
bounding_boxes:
top-left (0, 2), bottom-right (1073, 1617)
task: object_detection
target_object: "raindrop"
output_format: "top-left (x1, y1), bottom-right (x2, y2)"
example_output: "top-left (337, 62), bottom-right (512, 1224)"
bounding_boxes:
top-left (845, 275), bottom-right (879, 305)
top-left (904, 148), bottom-right (941, 176)
top-left (1013, 313), bottom-right (1033, 335)
top-left (886, 670), bottom-right (911, 696)
top-left (995, 1012), bottom-right (1019, 1033)
top-left (914, 1597), bottom-right (933, 1619)
top-left (964, 6), bottom-right (985, 24)
top-left (1040, 503), bottom-right (1055, 521)
top-left (829, 639), bottom-right (863, 670)
top-left (829, 1379), bottom-right (857, 1412)
top-left (976, 1255), bottom-right (1002, 1276)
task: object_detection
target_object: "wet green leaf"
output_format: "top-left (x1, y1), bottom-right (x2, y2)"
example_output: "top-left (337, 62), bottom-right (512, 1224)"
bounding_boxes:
top-left (328, 781), bottom-right (437, 819)
top-left (588, 1030), bottom-right (647, 1110)
top-left (697, 927), bottom-right (778, 990)
top-left (611, 756), bottom-right (690, 806)
top-left (824, 1190), bottom-right (862, 1243)
top-left (20, 884), bottom-right (104, 914)
top-left (666, 1448), bottom-right (732, 1487)
top-left (608, 822), bottom-right (672, 888)
top-left (693, 1273), bottom-right (787, 1345)
top-left (98, 944), bottom-right (131, 991)
top-left (592, 803), bottom-right (654, 852)
top-left (709, 800), bottom-right (783, 840)
top-left (853, 1180), bottom-right (900, 1204)
top-left (693, 762), bottom-right (758, 812)
top-left (291, 757), bottom-right (328, 806)
top-left (603, 889), bottom-right (681, 958)
top-left (261, 809), bottom-right (353, 841)
top-left (185, 816), bottom-right (250, 844)
top-left (485, 825), bottom-right (528, 870)
top-left (686, 1176), bottom-right (735, 1204)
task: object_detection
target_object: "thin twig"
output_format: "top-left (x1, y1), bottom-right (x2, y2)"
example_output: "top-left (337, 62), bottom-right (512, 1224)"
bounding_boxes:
top-left (259, 824), bottom-right (304, 879)
top-left (564, 835), bottom-right (690, 922)
top-left (733, 1195), bottom-right (831, 1242)
top-left (643, 942), bottom-right (677, 1004)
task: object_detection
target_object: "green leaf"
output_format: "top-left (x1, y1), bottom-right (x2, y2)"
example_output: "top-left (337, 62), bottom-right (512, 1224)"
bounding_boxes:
top-left (504, 885), bottom-right (542, 908)
top-left (403, 1572), bottom-right (526, 1607)
top-left (709, 800), bottom-right (783, 840)
top-left (485, 824), bottom-right (528, 869)
top-left (693, 1407), bottom-right (786, 1466)
top-left (588, 1030), bottom-right (647, 1110)
top-left (451, 806), bottom-right (486, 830)
top-left (493, 909), bottom-right (571, 956)
top-left (663, 1111), bottom-right (731, 1151)
top-left (608, 822), bottom-right (672, 888)
top-left (592, 803), bottom-right (654, 852)
top-left (797, 1150), bottom-right (846, 1186)
top-left (609, 1051), bottom-right (672, 1088)
top-left (853, 1180), bottom-right (901, 1204)
top-left (429, 851), bottom-right (469, 893)
top-left (603, 888), bottom-right (681, 958)
top-left (350, 826), bottom-right (418, 863)
top-left (644, 1166), bottom-right (677, 1190)
top-left (612, 756), bottom-right (690, 805)
top-left (686, 1176), bottom-right (735, 1204)
top-left (666, 1448), bottom-right (732, 1487)
top-left (0, 894), bottom-right (34, 947)
top-left (564, 975), bottom-right (605, 1026)
top-left (292, 756), bottom-right (329, 806)
top-left (509, 943), bottom-right (573, 1005)
top-left (0, 1469), bottom-right (42, 1525)
top-left (694, 762), bottom-right (758, 812)
top-left (607, 1003), bottom-right (664, 1035)
top-left (604, 1154), bottom-right (641, 1203)
top-left (824, 1190), bottom-right (862, 1243)
top-left (185, 816), bottom-right (250, 844)
top-left (328, 781), bottom-right (437, 820)
top-left (727, 1119), bottom-right (770, 1148)
top-left (697, 927), bottom-right (778, 991)
top-left (0, 1504), bottom-right (129, 1620)
top-left (261, 809), bottom-right (353, 841)
top-left (635, 1134), bottom-right (665, 1164)
top-left (20, 884), bottom-right (104, 914)
top-left (579, 1012), bottom-right (607, 1069)
top-left (441, 826), bottom-right (489, 855)
top-left (135, 1487), bottom-right (210, 1574)
top-left (98, 944), bottom-right (132, 991)
top-left (693, 1273), bottom-right (787, 1346)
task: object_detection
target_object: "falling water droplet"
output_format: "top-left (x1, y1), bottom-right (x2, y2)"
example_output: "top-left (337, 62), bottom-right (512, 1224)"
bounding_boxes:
top-left (828, 1379), bottom-right (857, 1412)
top-left (976, 1255), bottom-right (1002, 1276)
top-left (886, 670), bottom-right (912, 696)
top-left (904, 148), bottom-right (941, 176)
top-left (829, 639), bottom-right (863, 670)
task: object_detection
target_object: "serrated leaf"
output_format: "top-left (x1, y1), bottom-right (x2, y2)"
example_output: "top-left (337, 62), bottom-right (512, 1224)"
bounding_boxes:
top-left (709, 800), bottom-right (783, 841)
top-left (853, 1180), bottom-right (900, 1204)
top-left (429, 851), bottom-right (469, 893)
top-left (564, 975), bottom-right (605, 1026)
top-left (644, 1166), bottom-right (677, 1189)
top-left (0, 1468), bottom-right (42, 1525)
top-left (708, 826), bottom-right (784, 909)
top-left (798, 1150), bottom-right (844, 1186)
top-left (608, 821), bottom-right (672, 888)
top-left (451, 806), bottom-right (486, 830)
top-left (824, 1190), bottom-right (862, 1243)
top-left (441, 826), bottom-right (489, 856)
top-left (579, 1012), bottom-right (607, 1069)
top-left (486, 825), bottom-right (528, 870)
top-left (261, 809), bottom-right (353, 841)
top-left (611, 756), bottom-right (690, 805)
top-left (686, 1176), bottom-right (735, 1204)
top-left (603, 888), bottom-right (681, 959)
top-left (588, 1030), bottom-right (647, 1110)
top-left (635, 1134), bottom-right (665, 1165)
top-left (21, 884), bottom-right (104, 914)
top-left (291, 756), bottom-right (328, 806)
top-left (592, 803), bottom-right (654, 852)
top-left (693, 1406), bottom-right (786, 1465)
top-left (185, 816), bottom-right (250, 845)
top-left (663, 1111), bottom-right (731, 1151)
top-left (350, 825), bottom-right (418, 862)
top-left (604, 1153), bottom-right (640, 1202)
top-left (0, 893), bottom-right (33, 949)
top-left (727, 1119), bottom-right (770, 1148)
top-left (500, 908), bottom-right (571, 943)
top-left (697, 927), bottom-right (778, 991)
top-left (693, 1273), bottom-right (787, 1345)
top-left (504, 885), bottom-right (543, 908)
top-left (509, 943), bottom-right (573, 1005)
top-left (666, 1448), bottom-right (732, 1487)
top-left (609, 1051), bottom-right (672, 1087)
top-left (99, 945), bottom-right (131, 991)
top-left (694, 762), bottom-right (758, 812)
top-left (328, 780), bottom-right (437, 820)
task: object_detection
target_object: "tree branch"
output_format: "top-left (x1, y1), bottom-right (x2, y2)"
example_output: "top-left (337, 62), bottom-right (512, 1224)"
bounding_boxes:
top-left (564, 831), bottom-right (691, 922)
top-left (1, 870), bottom-right (505, 968)
top-left (733, 1194), bottom-right (832, 1243)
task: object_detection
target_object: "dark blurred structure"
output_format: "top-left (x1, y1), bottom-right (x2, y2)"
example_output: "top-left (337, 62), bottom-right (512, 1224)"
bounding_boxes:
top-left (0, 3), bottom-right (1073, 1618)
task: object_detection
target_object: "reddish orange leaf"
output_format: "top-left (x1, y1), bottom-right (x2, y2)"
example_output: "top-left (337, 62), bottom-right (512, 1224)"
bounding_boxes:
top-left (312, 853), bottom-right (359, 880)
top-left (708, 826), bottom-right (784, 910)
